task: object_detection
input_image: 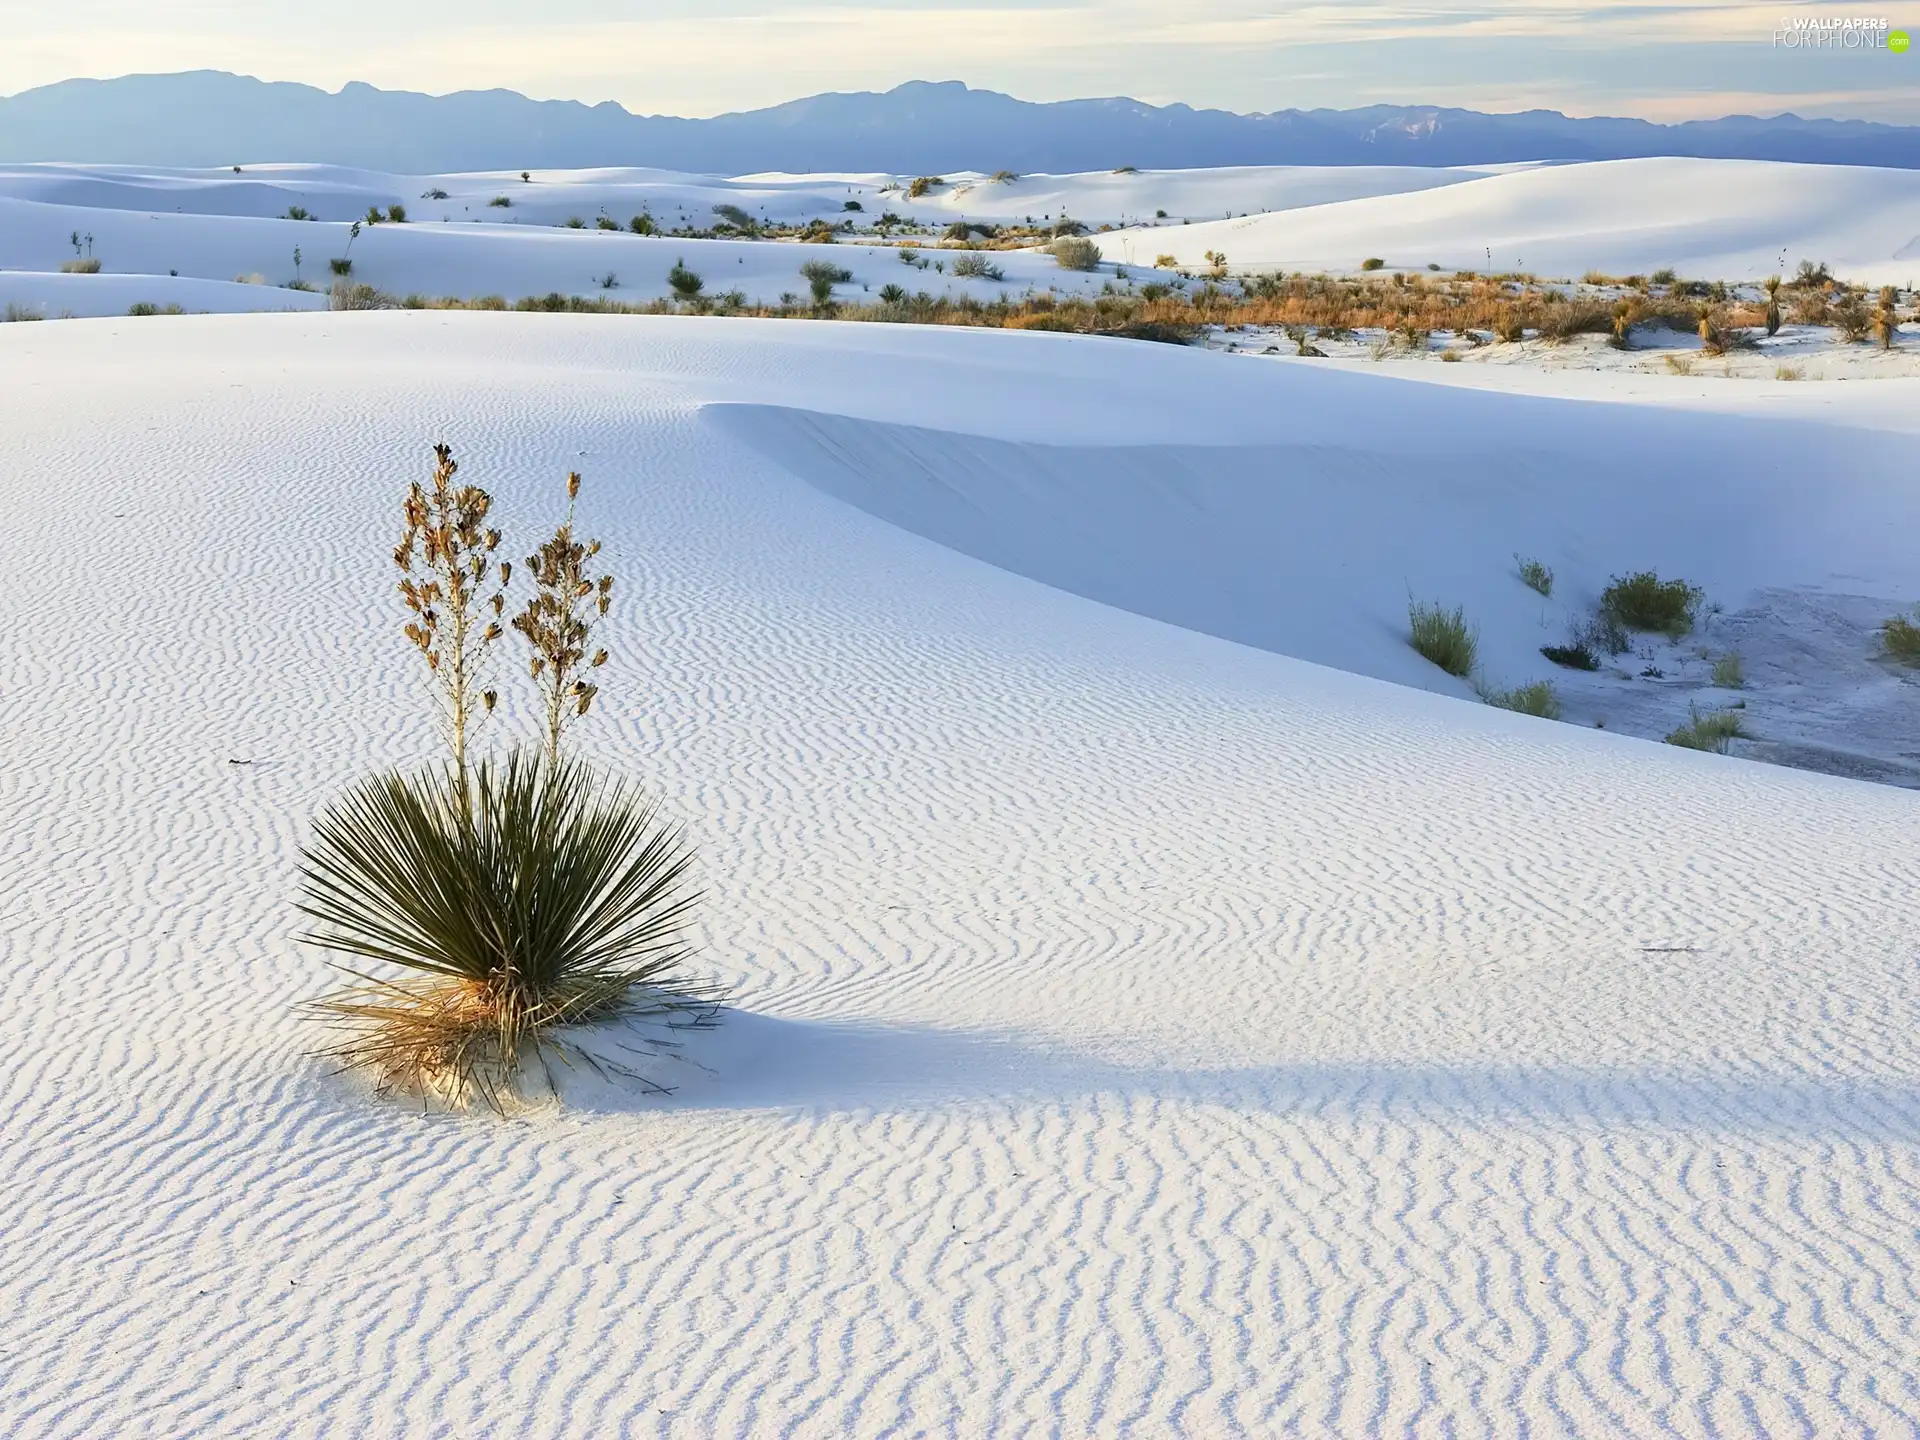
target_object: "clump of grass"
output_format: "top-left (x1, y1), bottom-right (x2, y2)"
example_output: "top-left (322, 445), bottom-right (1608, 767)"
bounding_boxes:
top-left (951, 252), bottom-right (1005, 281)
top-left (1666, 704), bottom-right (1744, 753)
top-left (1774, 364), bottom-right (1804, 381)
top-left (800, 258), bottom-right (853, 305)
top-left (1050, 237), bottom-right (1102, 271)
top-left (3, 302), bottom-right (45, 322)
top-left (329, 257), bottom-right (354, 277)
top-left (1601, 571), bottom-right (1703, 636)
top-left (60, 257), bottom-right (102, 274)
top-left (1711, 651), bottom-right (1744, 688)
top-left (1515, 554), bottom-right (1553, 596)
top-left (907, 176), bottom-right (944, 199)
top-left (667, 258), bottom-right (703, 300)
top-left (489, 195), bottom-right (512, 208)
top-left (126, 302), bottom-right (186, 316)
top-left (1480, 680), bottom-right (1561, 718)
top-left (1882, 613), bottom-right (1920, 664)
top-left (1408, 599), bottom-right (1478, 677)
top-left (1540, 642), bottom-right (1598, 671)
top-left (1360, 257), bottom-right (1385, 271)
top-left (1663, 355), bottom-right (1694, 376)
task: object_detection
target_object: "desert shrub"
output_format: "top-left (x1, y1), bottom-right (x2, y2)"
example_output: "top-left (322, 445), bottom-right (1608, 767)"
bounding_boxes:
top-left (286, 205), bottom-right (312, 221)
top-left (1666, 705), bottom-right (1743, 753)
top-left (843, 200), bottom-right (863, 212)
top-left (596, 216), bottom-right (620, 232)
top-left (1051, 237), bottom-right (1102, 271)
top-left (1774, 364), bottom-right (1804, 381)
top-left (630, 213), bottom-right (655, 235)
top-left (1481, 680), bottom-right (1561, 719)
top-left (1830, 293), bottom-right (1872, 341)
top-left (1360, 257), bottom-right (1385, 271)
top-left (1536, 302), bottom-right (1610, 341)
top-left (1763, 275), bottom-right (1782, 335)
top-left (1540, 642), bottom-right (1598, 670)
top-left (1493, 309), bottom-right (1524, 343)
top-left (1711, 652), bottom-right (1745, 688)
top-left (800, 259), bottom-right (853, 304)
top-left (1787, 289), bottom-right (1830, 325)
top-left (3, 302), bottom-right (44, 322)
top-left (330, 257), bottom-right (353, 276)
top-left (1515, 555), bottom-right (1553, 596)
top-left (489, 195), bottom-right (512, 208)
top-left (991, 170), bottom-right (1019, 182)
top-left (1408, 599), bottom-right (1478, 677)
top-left (951, 252), bottom-right (1004, 281)
top-left (1574, 611), bottom-right (1631, 657)
top-left (878, 283), bottom-right (908, 304)
top-left (1882, 613), bottom-right (1920, 663)
top-left (1650, 267), bottom-right (1677, 285)
top-left (1664, 355), bottom-right (1694, 376)
top-left (667, 259), bottom-right (703, 299)
top-left (712, 203), bottom-right (755, 232)
top-left (598, 272), bottom-right (619, 290)
top-left (423, 188), bottom-right (449, 201)
top-left (1440, 348), bottom-right (1462, 362)
top-left (565, 216), bottom-right (585, 229)
top-left (1601, 571), bottom-right (1702, 635)
top-left (1873, 287), bottom-right (1900, 349)
top-left (60, 258), bottom-right (103, 274)
top-left (386, 204), bottom-right (407, 223)
top-left (1793, 259), bottom-right (1832, 287)
top-left (331, 280), bottom-right (398, 310)
top-left (907, 176), bottom-right (944, 199)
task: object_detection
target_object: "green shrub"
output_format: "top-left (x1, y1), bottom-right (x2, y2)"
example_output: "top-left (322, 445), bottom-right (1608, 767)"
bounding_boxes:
top-left (489, 195), bottom-right (512, 208)
top-left (800, 258), bottom-right (853, 304)
top-left (667, 259), bottom-right (703, 299)
top-left (1361, 257), bottom-right (1385, 271)
top-left (565, 216), bottom-right (586, 229)
top-left (951, 252), bottom-right (1004, 281)
top-left (1515, 555), bottom-right (1553, 596)
top-left (1711, 652), bottom-right (1744, 688)
top-left (907, 176), bottom-right (944, 199)
top-left (329, 257), bottom-right (353, 276)
top-left (1540, 642), bottom-right (1598, 670)
top-left (1481, 680), bottom-right (1561, 719)
top-left (596, 216), bottom-right (620, 231)
top-left (1667, 705), bottom-right (1744, 753)
top-left (1408, 599), bottom-right (1478, 677)
top-left (1601, 571), bottom-right (1703, 635)
top-left (386, 204), bottom-right (407, 224)
top-left (1050, 237), bottom-right (1102, 271)
top-left (1883, 614), bottom-right (1920, 664)
top-left (285, 205), bottom-right (311, 221)
top-left (630, 213), bottom-right (655, 235)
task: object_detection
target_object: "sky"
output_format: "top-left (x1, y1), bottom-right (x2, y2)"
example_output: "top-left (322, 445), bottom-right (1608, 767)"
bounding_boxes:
top-left (0, 0), bottom-right (1913, 122)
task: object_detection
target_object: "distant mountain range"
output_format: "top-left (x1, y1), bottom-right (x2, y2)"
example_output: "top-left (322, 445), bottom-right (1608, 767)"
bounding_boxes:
top-left (4, 72), bottom-right (1917, 173)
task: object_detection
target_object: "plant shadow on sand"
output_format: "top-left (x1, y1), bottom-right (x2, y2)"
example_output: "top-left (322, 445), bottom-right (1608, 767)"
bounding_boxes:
top-left (559, 1010), bottom-right (1920, 1139)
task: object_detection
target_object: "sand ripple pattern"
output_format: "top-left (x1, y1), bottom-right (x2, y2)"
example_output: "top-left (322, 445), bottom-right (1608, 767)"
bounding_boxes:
top-left (1, 315), bottom-right (1917, 1438)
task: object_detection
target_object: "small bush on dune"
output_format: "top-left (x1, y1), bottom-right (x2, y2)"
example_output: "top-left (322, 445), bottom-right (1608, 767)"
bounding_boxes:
top-left (951, 252), bottom-right (1004, 281)
top-left (126, 302), bottom-right (186, 317)
top-left (1408, 599), bottom-right (1478, 677)
top-left (597, 216), bottom-right (620, 232)
top-left (1515, 555), bottom-right (1553, 596)
top-left (61, 257), bottom-right (103, 274)
top-left (1601, 571), bottom-right (1703, 635)
top-left (908, 176), bottom-right (944, 199)
top-left (800, 258), bottom-right (853, 305)
top-left (1050, 237), bottom-right (1102, 271)
top-left (1882, 613), bottom-right (1920, 664)
top-left (330, 257), bottom-right (354, 277)
top-left (1360, 257), bottom-right (1385, 271)
top-left (667, 258), bottom-right (703, 300)
top-left (1481, 680), bottom-right (1561, 719)
top-left (565, 216), bottom-right (586, 230)
top-left (331, 280), bottom-right (398, 310)
top-left (630, 213), bottom-right (655, 235)
top-left (1666, 704), bottom-right (1744, 754)
top-left (1540, 642), bottom-right (1598, 670)
top-left (3, 302), bottom-right (45, 322)
top-left (1711, 652), bottom-right (1745, 688)
top-left (489, 195), bottom-right (512, 208)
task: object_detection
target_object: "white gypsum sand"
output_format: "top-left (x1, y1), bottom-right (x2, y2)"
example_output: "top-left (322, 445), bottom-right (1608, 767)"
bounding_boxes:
top-left (2, 314), bottom-right (1919, 1437)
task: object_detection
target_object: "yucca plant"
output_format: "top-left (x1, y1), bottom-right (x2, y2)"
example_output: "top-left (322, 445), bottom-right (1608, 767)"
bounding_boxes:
top-left (300, 753), bottom-right (718, 1108)
top-left (1763, 275), bottom-right (1782, 336)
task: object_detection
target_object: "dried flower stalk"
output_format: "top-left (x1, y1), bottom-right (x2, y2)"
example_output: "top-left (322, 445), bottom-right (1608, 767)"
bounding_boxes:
top-left (513, 472), bottom-right (611, 765)
top-left (395, 444), bottom-right (507, 777)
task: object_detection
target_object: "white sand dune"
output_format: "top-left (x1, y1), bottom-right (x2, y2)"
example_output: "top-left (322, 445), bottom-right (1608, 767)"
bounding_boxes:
top-left (0, 193), bottom-right (1102, 307)
top-left (0, 160), bottom-right (1508, 230)
top-left (1108, 157), bottom-right (1920, 284)
top-left (2, 313), bottom-right (1918, 1436)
